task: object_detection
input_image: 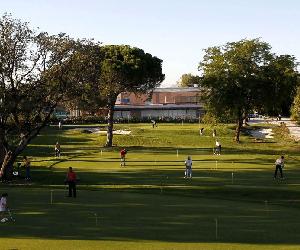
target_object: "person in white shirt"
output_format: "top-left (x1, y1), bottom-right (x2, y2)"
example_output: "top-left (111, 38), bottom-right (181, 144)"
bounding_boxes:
top-left (0, 193), bottom-right (8, 222)
top-left (184, 156), bottom-right (193, 178)
top-left (215, 140), bottom-right (221, 155)
top-left (58, 121), bottom-right (62, 129)
top-left (274, 156), bottom-right (284, 179)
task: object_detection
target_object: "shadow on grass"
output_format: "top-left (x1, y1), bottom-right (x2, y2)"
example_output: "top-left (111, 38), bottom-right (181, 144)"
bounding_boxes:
top-left (1, 182), bottom-right (300, 244)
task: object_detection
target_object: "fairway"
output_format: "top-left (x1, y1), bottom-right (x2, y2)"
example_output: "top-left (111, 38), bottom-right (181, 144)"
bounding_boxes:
top-left (1, 123), bottom-right (300, 250)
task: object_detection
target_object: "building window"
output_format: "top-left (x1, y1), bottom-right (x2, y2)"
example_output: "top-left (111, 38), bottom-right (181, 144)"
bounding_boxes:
top-left (121, 98), bottom-right (130, 104)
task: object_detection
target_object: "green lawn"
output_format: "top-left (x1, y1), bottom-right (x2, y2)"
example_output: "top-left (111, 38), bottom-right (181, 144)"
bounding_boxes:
top-left (1, 123), bottom-right (300, 249)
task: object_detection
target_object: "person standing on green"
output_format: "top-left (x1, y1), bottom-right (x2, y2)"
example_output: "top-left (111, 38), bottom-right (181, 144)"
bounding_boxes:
top-left (184, 156), bottom-right (192, 179)
top-left (66, 167), bottom-right (77, 197)
top-left (274, 156), bottom-right (284, 179)
top-left (23, 156), bottom-right (31, 181)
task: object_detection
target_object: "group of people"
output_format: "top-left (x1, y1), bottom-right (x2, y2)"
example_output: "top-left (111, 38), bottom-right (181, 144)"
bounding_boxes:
top-left (199, 128), bottom-right (222, 155)
top-left (182, 155), bottom-right (286, 180)
top-left (0, 166), bottom-right (78, 223)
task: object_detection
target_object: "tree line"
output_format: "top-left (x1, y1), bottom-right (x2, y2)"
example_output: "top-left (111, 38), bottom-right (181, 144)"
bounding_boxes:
top-left (1, 14), bottom-right (299, 180)
top-left (180, 39), bottom-right (299, 142)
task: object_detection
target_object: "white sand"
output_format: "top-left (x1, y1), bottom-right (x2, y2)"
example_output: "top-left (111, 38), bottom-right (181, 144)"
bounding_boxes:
top-left (249, 128), bottom-right (274, 139)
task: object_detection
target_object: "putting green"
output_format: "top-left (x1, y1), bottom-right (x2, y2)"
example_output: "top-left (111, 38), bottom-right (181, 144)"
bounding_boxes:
top-left (1, 123), bottom-right (299, 249)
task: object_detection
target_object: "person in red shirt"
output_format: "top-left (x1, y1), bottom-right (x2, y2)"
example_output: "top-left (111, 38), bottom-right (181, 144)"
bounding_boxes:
top-left (66, 167), bottom-right (77, 197)
top-left (120, 148), bottom-right (127, 167)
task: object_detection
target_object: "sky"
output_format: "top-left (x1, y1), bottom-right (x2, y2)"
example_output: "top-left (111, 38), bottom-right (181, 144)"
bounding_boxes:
top-left (1, 0), bottom-right (300, 87)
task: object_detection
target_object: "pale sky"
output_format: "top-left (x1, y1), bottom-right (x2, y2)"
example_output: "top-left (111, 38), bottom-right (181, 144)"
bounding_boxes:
top-left (1, 0), bottom-right (300, 86)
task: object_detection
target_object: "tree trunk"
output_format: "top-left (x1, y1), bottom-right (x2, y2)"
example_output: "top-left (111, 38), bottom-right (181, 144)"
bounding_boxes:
top-left (235, 117), bottom-right (243, 143)
top-left (105, 96), bottom-right (117, 147)
top-left (0, 142), bottom-right (5, 165)
top-left (0, 128), bottom-right (6, 164)
top-left (0, 151), bottom-right (16, 181)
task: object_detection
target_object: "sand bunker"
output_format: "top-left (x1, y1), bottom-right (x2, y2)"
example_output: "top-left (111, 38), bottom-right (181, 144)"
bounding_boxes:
top-left (249, 128), bottom-right (274, 139)
top-left (96, 129), bottom-right (131, 135)
top-left (81, 127), bottom-right (131, 135)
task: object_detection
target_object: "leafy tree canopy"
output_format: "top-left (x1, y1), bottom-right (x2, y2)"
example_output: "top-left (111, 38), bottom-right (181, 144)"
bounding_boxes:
top-left (177, 73), bottom-right (201, 87)
top-left (199, 38), bottom-right (299, 142)
top-left (99, 45), bottom-right (165, 146)
top-left (0, 14), bottom-right (91, 179)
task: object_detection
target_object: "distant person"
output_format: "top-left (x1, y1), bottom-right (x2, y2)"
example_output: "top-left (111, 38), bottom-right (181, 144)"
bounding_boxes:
top-left (58, 121), bottom-right (62, 129)
top-left (278, 114), bottom-right (282, 121)
top-left (0, 193), bottom-right (8, 223)
top-left (213, 129), bottom-right (217, 137)
top-left (274, 156), bottom-right (284, 180)
top-left (200, 128), bottom-right (204, 136)
top-left (55, 142), bottom-right (61, 157)
top-left (214, 140), bottom-right (221, 155)
top-left (23, 156), bottom-right (31, 181)
top-left (65, 167), bottom-right (77, 198)
top-left (151, 120), bottom-right (157, 128)
top-left (120, 148), bottom-right (127, 167)
top-left (184, 156), bottom-right (192, 179)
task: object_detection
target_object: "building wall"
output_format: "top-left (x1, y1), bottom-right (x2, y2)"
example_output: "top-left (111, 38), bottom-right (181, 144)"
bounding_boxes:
top-left (116, 88), bottom-right (201, 106)
top-left (116, 93), bottom-right (150, 105)
top-left (141, 109), bottom-right (197, 118)
top-left (152, 92), bottom-right (200, 104)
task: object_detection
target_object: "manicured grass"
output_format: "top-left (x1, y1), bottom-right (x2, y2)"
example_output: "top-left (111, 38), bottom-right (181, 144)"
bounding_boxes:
top-left (1, 123), bottom-right (300, 249)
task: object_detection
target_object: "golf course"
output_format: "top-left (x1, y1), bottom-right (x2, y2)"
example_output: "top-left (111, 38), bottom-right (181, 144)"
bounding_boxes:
top-left (1, 122), bottom-right (300, 250)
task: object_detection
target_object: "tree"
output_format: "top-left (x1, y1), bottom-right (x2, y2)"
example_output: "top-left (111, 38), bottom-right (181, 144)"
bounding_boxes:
top-left (291, 86), bottom-right (300, 121)
top-left (98, 45), bottom-right (164, 147)
top-left (261, 55), bottom-right (299, 115)
top-left (61, 42), bottom-right (106, 116)
top-left (177, 73), bottom-right (201, 87)
top-left (198, 38), bottom-right (299, 142)
top-left (0, 14), bottom-right (86, 179)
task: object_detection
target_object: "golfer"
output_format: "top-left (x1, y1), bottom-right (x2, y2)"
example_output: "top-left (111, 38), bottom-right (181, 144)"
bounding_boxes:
top-left (120, 148), bottom-right (127, 167)
top-left (55, 142), bottom-right (61, 157)
top-left (66, 167), bottom-right (77, 198)
top-left (184, 156), bottom-right (192, 179)
top-left (0, 193), bottom-right (8, 222)
top-left (274, 156), bottom-right (284, 179)
top-left (23, 156), bottom-right (31, 181)
top-left (214, 140), bottom-right (221, 155)
top-left (200, 128), bottom-right (204, 136)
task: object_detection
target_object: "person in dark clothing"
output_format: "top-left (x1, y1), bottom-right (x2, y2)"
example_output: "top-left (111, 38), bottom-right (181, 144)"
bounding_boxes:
top-left (213, 129), bottom-right (217, 137)
top-left (66, 167), bottom-right (77, 197)
top-left (151, 120), bottom-right (157, 128)
top-left (200, 128), bottom-right (204, 136)
top-left (23, 156), bottom-right (31, 181)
